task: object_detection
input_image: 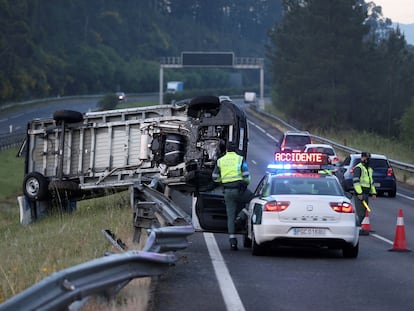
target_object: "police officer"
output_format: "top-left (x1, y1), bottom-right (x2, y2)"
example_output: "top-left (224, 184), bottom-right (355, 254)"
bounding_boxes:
top-left (353, 152), bottom-right (377, 235)
top-left (318, 168), bottom-right (333, 175)
top-left (212, 142), bottom-right (252, 250)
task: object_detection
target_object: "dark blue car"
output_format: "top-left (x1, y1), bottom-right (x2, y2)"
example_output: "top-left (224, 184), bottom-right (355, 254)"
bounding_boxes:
top-left (336, 153), bottom-right (397, 197)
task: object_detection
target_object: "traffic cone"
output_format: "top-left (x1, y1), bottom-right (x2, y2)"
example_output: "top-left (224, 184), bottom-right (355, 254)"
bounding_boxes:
top-left (361, 210), bottom-right (375, 233)
top-left (389, 209), bottom-right (411, 252)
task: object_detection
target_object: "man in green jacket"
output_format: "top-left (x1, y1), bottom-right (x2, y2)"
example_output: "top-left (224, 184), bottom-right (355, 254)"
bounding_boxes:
top-left (212, 142), bottom-right (253, 250)
top-left (353, 152), bottom-right (377, 235)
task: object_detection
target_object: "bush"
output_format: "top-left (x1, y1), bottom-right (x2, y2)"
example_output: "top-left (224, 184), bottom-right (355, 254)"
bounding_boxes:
top-left (98, 93), bottom-right (118, 110)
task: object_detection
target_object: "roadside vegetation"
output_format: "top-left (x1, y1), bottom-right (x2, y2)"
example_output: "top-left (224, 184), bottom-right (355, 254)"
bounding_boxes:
top-left (262, 105), bottom-right (414, 185)
top-left (0, 100), bottom-right (158, 309)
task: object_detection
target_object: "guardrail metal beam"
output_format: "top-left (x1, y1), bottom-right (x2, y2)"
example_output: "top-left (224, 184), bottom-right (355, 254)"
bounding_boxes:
top-left (249, 107), bottom-right (414, 173)
top-left (0, 225), bottom-right (194, 311)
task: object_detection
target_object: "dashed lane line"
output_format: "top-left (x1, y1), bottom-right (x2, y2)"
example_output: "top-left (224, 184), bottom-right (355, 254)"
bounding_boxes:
top-left (203, 232), bottom-right (245, 311)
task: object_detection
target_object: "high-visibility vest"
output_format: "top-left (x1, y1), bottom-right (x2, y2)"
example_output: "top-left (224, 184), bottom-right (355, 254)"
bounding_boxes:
top-left (353, 163), bottom-right (376, 195)
top-left (217, 152), bottom-right (244, 184)
top-left (318, 169), bottom-right (332, 175)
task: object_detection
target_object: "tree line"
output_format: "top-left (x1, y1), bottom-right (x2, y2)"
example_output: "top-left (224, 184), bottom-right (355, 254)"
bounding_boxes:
top-left (267, 0), bottom-right (414, 147)
top-left (1, 0), bottom-right (414, 146)
top-left (0, 0), bottom-right (281, 104)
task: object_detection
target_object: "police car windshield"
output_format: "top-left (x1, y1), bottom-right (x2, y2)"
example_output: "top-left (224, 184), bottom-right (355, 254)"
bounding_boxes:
top-left (267, 176), bottom-right (343, 196)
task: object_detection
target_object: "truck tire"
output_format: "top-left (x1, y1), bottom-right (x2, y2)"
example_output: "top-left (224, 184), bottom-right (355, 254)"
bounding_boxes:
top-left (53, 110), bottom-right (83, 123)
top-left (23, 172), bottom-right (49, 201)
top-left (164, 133), bottom-right (185, 166)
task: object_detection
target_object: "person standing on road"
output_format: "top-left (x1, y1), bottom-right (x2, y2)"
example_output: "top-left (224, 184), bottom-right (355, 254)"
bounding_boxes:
top-left (353, 152), bottom-right (377, 235)
top-left (212, 142), bottom-right (253, 250)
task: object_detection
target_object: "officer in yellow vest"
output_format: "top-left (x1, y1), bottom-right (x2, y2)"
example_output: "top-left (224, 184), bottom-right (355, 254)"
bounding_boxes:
top-left (212, 142), bottom-right (253, 250)
top-left (353, 152), bottom-right (377, 235)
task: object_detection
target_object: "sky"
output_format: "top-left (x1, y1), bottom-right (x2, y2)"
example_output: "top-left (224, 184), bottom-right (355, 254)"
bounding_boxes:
top-left (372, 0), bottom-right (414, 24)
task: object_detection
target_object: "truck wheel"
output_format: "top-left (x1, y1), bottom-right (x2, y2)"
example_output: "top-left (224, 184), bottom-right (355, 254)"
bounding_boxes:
top-left (164, 133), bottom-right (185, 166)
top-left (53, 110), bottom-right (83, 123)
top-left (23, 172), bottom-right (49, 201)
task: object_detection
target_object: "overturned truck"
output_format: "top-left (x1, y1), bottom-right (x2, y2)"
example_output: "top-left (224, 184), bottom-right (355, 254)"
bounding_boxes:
top-left (19, 96), bottom-right (249, 235)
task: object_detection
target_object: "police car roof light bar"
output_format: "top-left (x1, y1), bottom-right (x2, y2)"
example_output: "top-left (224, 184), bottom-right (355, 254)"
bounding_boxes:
top-left (268, 152), bottom-right (330, 173)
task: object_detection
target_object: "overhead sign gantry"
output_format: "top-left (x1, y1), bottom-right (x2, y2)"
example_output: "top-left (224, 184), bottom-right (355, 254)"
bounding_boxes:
top-left (159, 51), bottom-right (264, 107)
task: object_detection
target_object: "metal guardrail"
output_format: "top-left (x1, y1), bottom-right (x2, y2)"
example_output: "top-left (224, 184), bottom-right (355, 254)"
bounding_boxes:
top-left (0, 131), bottom-right (25, 151)
top-left (135, 182), bottom-right (193, 227)
top-left (249, 107), bottom-right (414, 173)
top-left (0, 225), bottom-right (194, 311)
top-left (0, 93), bottom-right (159, 112)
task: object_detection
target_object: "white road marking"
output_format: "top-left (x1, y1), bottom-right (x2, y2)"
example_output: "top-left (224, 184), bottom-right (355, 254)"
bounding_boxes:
top-left (203, 232), bottom-right (245, 311)
top-left (397, 192), bottom-right (414, 201)
top-left (371, 233), bottom-right (393, 245)
top-left (248, 120), bottom-right (277, 142)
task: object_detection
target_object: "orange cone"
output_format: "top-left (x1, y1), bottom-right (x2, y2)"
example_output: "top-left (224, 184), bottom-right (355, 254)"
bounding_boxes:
top-left (361, 210), bottom-right (375, 233)
top-left (389, 209), bottom-right (411, 252)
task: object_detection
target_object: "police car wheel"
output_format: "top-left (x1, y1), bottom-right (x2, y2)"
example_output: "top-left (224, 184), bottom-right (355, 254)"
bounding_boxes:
top-left (251, 228), bottom-right (266, 256)
top-left (342, 242), bottom-right (359, 258)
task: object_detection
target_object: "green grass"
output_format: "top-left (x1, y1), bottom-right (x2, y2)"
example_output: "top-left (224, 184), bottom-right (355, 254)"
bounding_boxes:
top-left (263, 104), bottom-right (414, 164)
top-left (0, 100), bottom-right (161, 308)
top-left (0, 149), bottom-right (148, 307)
top-left (0, 149), bottom-right (25, 200)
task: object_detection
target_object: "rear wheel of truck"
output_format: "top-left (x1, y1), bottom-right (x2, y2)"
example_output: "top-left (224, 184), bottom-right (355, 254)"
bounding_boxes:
top-left (53, 110), bottom-right (83, 123)
top-left (23, 172), bottom-right (49, 201)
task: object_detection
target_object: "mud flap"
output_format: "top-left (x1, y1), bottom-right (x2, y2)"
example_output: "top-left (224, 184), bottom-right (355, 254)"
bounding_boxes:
top-left (18, 196), bottom-right (32, 225)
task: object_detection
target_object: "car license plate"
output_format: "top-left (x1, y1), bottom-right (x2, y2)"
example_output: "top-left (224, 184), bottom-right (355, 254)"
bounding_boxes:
top-left (293, 228), bottom-right (327, 236)
top-left (374, 183), bottom-right (380, 187)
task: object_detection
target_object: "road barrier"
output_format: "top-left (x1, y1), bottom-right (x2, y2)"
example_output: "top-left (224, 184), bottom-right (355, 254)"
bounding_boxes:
top-left (0, 225), bottom-right (194, 311)
top-left (248, 107), bottom-right (414, 173)
top-left (0, 131), bottom-right (26, 151)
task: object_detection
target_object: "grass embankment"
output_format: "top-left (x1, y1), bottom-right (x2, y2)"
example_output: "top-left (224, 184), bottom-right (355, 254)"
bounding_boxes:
top-left (0, 148), bottom-right (151, 310)
top-left (0, 99), bottom-right (159, 309)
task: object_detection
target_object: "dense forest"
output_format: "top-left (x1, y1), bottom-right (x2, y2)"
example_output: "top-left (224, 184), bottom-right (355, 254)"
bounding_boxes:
top-left (1, 0), bottom-right (414, 146)
top-left (267, 0), bottom-right (414, 145)
top-left (0, 0), bottom-right (282, 102)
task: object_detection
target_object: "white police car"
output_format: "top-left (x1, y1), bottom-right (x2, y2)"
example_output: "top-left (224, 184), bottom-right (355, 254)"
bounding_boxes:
top-left (244, 152), bottom-right (359, 257)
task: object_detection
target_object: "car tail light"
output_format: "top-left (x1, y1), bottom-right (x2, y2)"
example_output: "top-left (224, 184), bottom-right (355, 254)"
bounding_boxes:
top-left (387, 167), bottom-right (393, 177)
top-left (350, 166), bottom-right (355, 174)
top-left (331, 156), bottom-right (339, 164)
top-left (264, 201), bottom-right (290, 212)
top-left (280, 141), bottom-right (286, 151)
top-left (330, 202), bottom-right (354, 213)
